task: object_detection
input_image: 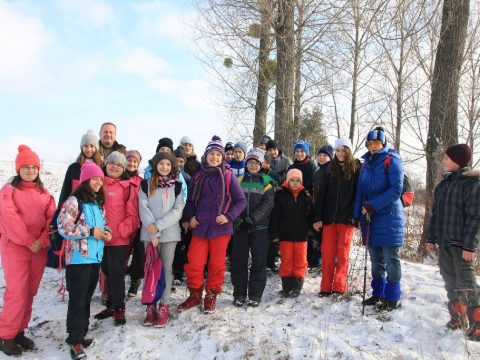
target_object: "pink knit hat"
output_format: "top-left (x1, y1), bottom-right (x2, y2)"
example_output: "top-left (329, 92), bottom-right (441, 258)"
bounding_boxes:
top-left (15, 145), bottom-right (40, 173)
top-left (286, 169), bottom-right (303, 183)
top-left (80, 160), bottom-right (104, 183)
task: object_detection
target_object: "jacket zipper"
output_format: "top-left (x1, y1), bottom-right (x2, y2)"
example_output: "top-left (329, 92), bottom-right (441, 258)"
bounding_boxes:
top-left (333, 177), bottom-right (340, 223)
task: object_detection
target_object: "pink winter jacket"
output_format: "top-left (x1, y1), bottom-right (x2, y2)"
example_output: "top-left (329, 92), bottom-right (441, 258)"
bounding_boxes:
top-left (103, 176), bottom-right (140, 247)
top-left (0, 181), bottom-right (56, 253)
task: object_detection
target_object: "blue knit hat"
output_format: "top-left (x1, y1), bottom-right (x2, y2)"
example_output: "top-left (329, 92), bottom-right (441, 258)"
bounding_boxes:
top-left (365, 127), bottom-right (387, 147)
top-left (294, 140), bottom-right (310, 156)
top-left (317, 145), bottom-right (334, 159)
top-left (234, 141), bottom-right (248, 155)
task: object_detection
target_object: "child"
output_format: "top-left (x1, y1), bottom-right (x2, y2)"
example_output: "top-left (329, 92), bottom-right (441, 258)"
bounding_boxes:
top-left (313, 138), bottom-right (360, 298)
top-left (230, 141), bottom-right (248, 178)
top-left (225, 142), bottom-right (234, 163)
top-left (426, 144), bottom-right (480, 341)
top-left (179, 136), bottom-right (201, 176)
top-left (94, 152), bottom-right (140, 326)
top-left (231, 148), bottom-right (274, 307)
top-left (262, 154), bottom-right (281, 187)
top-left (139, 151), bottom-right (185, 327)
top-left (270, 169), bottom-right (312, 297)
top-left (0, 145), bottom-right (56, 357)
top-left (177, 136), bottom-right (246, 313)
top-left (288, 140), bottom-right (317, 194)
top-left (57, 160), bottom-right (111, 360)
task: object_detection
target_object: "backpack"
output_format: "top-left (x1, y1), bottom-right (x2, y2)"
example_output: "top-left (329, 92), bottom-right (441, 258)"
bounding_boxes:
top-left (141, 242), bottom-right (166, 305)
top-left (140, 179), bottom-right (182, 198)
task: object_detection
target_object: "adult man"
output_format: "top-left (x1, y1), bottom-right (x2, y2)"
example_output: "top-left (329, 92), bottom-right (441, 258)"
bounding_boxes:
top-left (98, 122), bottom-right (126, 163)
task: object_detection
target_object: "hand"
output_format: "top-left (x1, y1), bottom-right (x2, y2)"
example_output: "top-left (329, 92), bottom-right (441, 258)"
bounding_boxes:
top-left (147, 224), bottom-right (159, 235)
top-left (29, 239), bottom-right (42, 253)
top-left (272, 238), bottom-right (279, 243)
top-left (92, 227), bottom-right (103, 240)
top-left (426, 243), bottom-right (436, 253)
top-left (362, 204), bottom-right (374, 215)
top-left (216, 214), bottom-right (228, 225)
top-left (313, 221), bottom-right (322, 232)
top-left (181, 221), bottom-right (190, 234)
top-left (463, 250), bottom-right (474, 261)
top-left (190, 216), bottom-right (200, 229)
top-left (152, 238), bottom-right (159, 247)
top-left (103, 231), bottom-right (112, 242)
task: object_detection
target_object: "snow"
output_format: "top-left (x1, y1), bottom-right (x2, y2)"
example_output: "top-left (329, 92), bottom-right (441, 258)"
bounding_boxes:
top-left (1, 159), bottom-right (480, 360)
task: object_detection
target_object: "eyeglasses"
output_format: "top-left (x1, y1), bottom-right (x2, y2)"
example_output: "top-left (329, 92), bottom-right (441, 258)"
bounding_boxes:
top-left (107, 162), bottom-right (124, 169)
top-left (21, 166), bottom-right (38, 171)
top-left (247, 162), bottom-right (261, 167)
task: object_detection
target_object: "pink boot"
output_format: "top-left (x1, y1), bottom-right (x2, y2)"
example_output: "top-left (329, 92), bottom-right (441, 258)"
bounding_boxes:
top-left (144, 304), bottom-right (158, 327)
top-left (204, 288), bottom-right (221, 314)
top-left (155, 304), bottom-right (170, 328)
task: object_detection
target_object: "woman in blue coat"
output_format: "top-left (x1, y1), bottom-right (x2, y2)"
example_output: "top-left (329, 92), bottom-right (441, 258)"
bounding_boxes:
top-left (353, 127), bottom-right (405, 311)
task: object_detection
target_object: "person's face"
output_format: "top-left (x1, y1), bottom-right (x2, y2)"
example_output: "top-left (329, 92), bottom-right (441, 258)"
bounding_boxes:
top-left (225, 150), bottom-right (234, 161)
top-left (233, 148), bottom-right (245, 161)
top-left (267, 148), bottom-right (278, 157)
top-left (206, 150), bottom-right (223, 167)
top-left (177, 157), bottom-right (185, 169)
top-left (288, 177), bottom-right (302, 190)
top-left (294, 149), bottom-right (307, 161)
top-left (100, 124), bottom-right (116, 148)
top-left (246, 159), bottom-right (261, 174)
top-left (159, 147), bottom-right (172, 153)
top-left (442, 154), bottom-right (460, 172)
top-left (89, 176), bottom-right (104, 193)
top-left (183, 143), bottom-right (193, 155)
top-left (82, 144), bottom-right (96, 159)
top-left (258, 144), bottom-right (266, 151)
top-left (262, 161), bottom-right (271, 170)
top-left (106, 162), bottom-right (124, 179)
top-left (335, 147), bottom-right (347, 162)
top-left (157, 159), bottom-right (172, 176)
top-left (367, 140), bottom-right (383, 154)
top-left (317, 153), bottom-right (330, 165)
top-left (19, 165), bottom-right (39, 182)
top-left (126, 158), bottom-right (139, 172)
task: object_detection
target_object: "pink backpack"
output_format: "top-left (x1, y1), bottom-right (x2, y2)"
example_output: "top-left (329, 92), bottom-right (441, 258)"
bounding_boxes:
top-left (141, 243), bottom-right (166, 305)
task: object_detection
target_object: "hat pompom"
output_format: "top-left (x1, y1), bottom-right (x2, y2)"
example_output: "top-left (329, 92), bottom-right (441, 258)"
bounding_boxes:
top-left (212, 135), bottom-right (222, 142)
top-left (18, 145), bottom-right (31, 153)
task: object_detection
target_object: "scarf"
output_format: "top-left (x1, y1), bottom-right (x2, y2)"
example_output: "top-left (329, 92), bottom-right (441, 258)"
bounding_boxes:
top-left (192, 165), bottom-right (226, 216)
top-left (157, 175), bottom-right (176, 188)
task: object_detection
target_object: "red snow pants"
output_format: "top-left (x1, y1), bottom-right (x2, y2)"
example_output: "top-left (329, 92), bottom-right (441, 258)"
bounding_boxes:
top-left (279, 241), bottom-right (307, 278)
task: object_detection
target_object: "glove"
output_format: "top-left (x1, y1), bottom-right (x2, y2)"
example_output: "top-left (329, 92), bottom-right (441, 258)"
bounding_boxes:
top-left (364, 204), bottom-right (374, 215)
top-left (239, 216), bottom-right (253, 231)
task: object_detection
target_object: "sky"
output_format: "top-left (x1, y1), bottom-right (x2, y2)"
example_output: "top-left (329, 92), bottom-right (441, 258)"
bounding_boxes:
top-left (0, 0), bottom-right (229, 165)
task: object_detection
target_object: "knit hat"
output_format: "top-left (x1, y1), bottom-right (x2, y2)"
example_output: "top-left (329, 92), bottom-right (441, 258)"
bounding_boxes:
top-left (156, 137), bottom-right (174, 153)
top-left (294, 140), bottom-right (310, 156)
top-left (286, 169), bottom-right (303, 183)
top-left (445, 144), bottom-right (472, 168)
top-left (179, 136), bottom-right (194, 146)
top-left (259, 135), bottom-right (271, 146)
top-left (174, 146), bottom-right (187, 161)
top-left (245, 148), bottom-right (265, 164)
top-left (80, 160), bottom-right (104, 183)
top-left (365, 127), bottom-right (387, 147)
top-left (317, 145), bottom-right (334, 159)
top-left (150, 151), bottom-right (178, 175)
top-left (125, 150), bottom-right (142, 163)
top-left (334, 138), bottom-right (352, 150)
top-left (266, 139), bottom-right (277, 151)
top-left (80, 130), bottom-right (99, 149)
top-left (225, 142), bottom-right (234, 152)
top-left (234, 141), bottom-right (248, 155)
top-left (204, 135), bottom-right (225, 158)
top-left (15, 145), bottom-right (41, 173)
top-left (264, 154), bottom-right (273, 164)
top-left (105, 151), bottom-right (127, 169)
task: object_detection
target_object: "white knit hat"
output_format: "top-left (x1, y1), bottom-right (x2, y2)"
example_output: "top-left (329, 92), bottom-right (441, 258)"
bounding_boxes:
top-left (334, 138), bottom-right (352, 150)
top-left (80, 130), bottom-right (99, 149)
top-left (179, 136), bottom-right (194, 146)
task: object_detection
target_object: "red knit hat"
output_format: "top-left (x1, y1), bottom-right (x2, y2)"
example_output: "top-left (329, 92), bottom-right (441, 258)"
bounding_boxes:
top-left (445, 144), bottom-right (472, 168)
top-left (15, 145), bottom-right (40, 173)
top-left (80, 160), bottom-right (104, 184)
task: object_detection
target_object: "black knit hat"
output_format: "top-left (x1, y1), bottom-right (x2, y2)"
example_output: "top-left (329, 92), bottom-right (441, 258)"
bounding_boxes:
top-left (174, 146), bottom-right (187, 161)
top-left (156, 137), bottom-right (174, 153)
top-left (445, 144), bottom-right (472, 168)
top-left (266, 139), bottom-right (277, 151)
top-left (225, 142), bottom-right (234, 152)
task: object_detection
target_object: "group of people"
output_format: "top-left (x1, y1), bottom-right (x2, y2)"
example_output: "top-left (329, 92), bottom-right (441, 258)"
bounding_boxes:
top-left (0, 122), bottom-right (479, 360)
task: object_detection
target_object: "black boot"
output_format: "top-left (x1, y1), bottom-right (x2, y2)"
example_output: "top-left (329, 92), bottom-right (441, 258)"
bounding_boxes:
top-left (15, 331), bottom-right (35, 350)
top-left (113, 307), bottom-right (126, 326)
top-left (280, 277), bottom-right (292, 297)
top-left (362, 295), bottom-right (382, 306)
top-left (0, 338), bottom-right (22, 356)
top-left (376, 300), bottom-right (401, 312)
top-left (128, 278), bottom-right (141, 297)
top-left (94, 301), bottom-right (114, 320)
top-left (290, 278), bottom-right (304, 298)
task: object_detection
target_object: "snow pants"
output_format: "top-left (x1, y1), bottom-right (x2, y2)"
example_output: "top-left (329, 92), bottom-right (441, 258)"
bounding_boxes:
top-left (279, 241), bottom-right (307, 278)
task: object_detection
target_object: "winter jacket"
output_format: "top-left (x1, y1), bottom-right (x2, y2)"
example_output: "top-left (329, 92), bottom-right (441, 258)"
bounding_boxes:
top-left (269, 184), bottom-right (313, 242)
top-left (0, 181), bottom-right (56, 253)
top-left (184, 154), bottom-right (201, 177)
top-left (184, 169), bottom-right (246, 239)
top-left (57, 196), bottom-right (109, 265)
top-left (353, 147), bottom-right (405, 247)
top-left (128, 172), bottom-right (143, 188)
top-left (98, 141), bottom-right (126, 164)
top-left (271, 155), bottom-right (292, 182)
top-left (103, 177), bottom-right (140, 247)
top-left (139, 180), bottom-right (185, 244)
top-left (314, 161), bottom-right (360, 226)
top-left (428, 168), bottom-right (480, 252)
top-left (262, 168), bottom-right (280, 188)
top-left (230, 160), bottom-right (246, 178)
top-left (236, 172), bottom-right (275, 230)
top-left (144, 165), bottom-right (188, 203)
top-left (312, 162), bottom-right (331, 204)
top-left (288, 157), bottom-right (317, 194)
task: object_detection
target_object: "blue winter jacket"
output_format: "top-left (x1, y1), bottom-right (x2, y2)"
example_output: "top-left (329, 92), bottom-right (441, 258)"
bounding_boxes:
top-left (353, 147), bottom-right (405, 247)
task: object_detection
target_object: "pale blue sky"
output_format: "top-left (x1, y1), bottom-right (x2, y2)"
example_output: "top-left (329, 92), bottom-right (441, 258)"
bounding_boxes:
top-left (0, 0), bottom-right (229, 164)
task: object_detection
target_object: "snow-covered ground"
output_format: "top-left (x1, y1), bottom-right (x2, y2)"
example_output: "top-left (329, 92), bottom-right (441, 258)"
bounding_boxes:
top-left (1, 159), bottom-right (480, 360)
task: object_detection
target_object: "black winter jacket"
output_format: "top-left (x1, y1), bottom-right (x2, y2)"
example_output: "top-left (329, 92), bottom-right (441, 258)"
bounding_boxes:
top-left (269, 185), bottom-right (313, 242)
top-left (312, 162), bottom-right (331, 205)
top-left (428, 168), bottom-right (480, 252)
top-left (288, 157), bottom-right (317, 194)
top-left (184, 154), bottom-right (201, 177)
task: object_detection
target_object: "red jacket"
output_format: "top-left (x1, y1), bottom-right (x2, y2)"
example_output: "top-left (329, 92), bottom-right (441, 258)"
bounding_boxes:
top-left (0, 181), bottom-right (56, 252)
top-left (104, 177), bottom-right (140, 246)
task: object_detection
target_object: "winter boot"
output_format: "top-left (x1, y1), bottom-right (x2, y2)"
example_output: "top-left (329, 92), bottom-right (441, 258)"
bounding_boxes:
top-left (377, 281), bottom-right (401, 311)
top-left (204, 288), bottom-right (221, 314)
top-left (144, 304), bottom-right (158, 326)
top-left (247, 298), bottom-right (260, 307)
top-left (128, 278), bottom-right (141, 297)
top-left (362, 295), bottom-right (382, 306)
top-left (94, 301), bottom-right (113, 320)
top-left (233, 297), bottom-right (246, 307)
top-left (318, 291), bottom-right (332, 298)
top-left (177, 287), bottom-right (203, 312)
top-left (155, 304), bottom-right (170, 328)
top-left (280, 277), bottom-right (293, 297)
top-left (466, 307), bottom-right (480, 342)
top-left (446, 300), bottom-right (468, 330)
top-left (81, 338), bottom-right (93, 348)
top-left (0, 338), bottom-right (22, 356)
top-left (113, 307), bottom-right (126, 326)
top-left (364, 278), bottom-right (386, 306)
top-left (15, 331), bottom-right (35, 350)
top-left (69, 343), bottom-right (86, 360)
top-left (376, 300), bottom-right (401, 312)
top-left (290, 278), bottom-right (304, 298)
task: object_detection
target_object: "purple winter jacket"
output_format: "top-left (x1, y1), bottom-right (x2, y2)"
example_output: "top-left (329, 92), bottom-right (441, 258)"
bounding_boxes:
top-left (185, 170), bottom-right (246, 239)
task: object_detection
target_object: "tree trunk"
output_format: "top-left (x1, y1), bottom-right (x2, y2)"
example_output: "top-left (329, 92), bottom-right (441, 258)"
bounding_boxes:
top-left (420, 0), bottom-right (470, 257)
top-left (293, 0), bottom-right (304, 141)
top-left (349, 0), bottom-right (360, 143)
